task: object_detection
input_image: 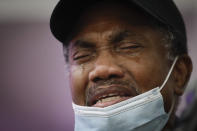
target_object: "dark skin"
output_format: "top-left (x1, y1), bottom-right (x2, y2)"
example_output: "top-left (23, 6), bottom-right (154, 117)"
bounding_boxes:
top-left (67, 2), bottom-right (192, 130)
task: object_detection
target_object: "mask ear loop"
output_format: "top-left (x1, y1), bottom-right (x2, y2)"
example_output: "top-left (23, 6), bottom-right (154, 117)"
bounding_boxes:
top-left (159, 56), bottom-right (179, 92)
top-left (159, 56), bottom-right (178, 114)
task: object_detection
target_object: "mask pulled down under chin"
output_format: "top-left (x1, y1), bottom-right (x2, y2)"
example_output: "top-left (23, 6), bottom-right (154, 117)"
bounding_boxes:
top-left (72, 57), bottom-right (178, 131)
top-left (73, 87), bottom-right (170, 131)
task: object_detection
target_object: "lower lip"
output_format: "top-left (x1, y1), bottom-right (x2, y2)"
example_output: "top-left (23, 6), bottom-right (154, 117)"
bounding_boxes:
top-left (92, 96), bottom-right (131, 108)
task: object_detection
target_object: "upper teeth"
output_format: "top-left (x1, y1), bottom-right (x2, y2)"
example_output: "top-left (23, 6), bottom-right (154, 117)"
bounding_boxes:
top-left (99, 93), bottom-right (118, 99)
top-left (97, 96), bottom-right (121, 103)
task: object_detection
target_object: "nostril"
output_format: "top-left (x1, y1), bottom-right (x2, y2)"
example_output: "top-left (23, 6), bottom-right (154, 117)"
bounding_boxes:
top-left (89, 65), bottom-right (124, 83)
top-left (92, 77), bottom-right (103, 83)
top-left (92, 74), bottom-right (123, 83)
top-left (109, 74), bottom-right (121, 79)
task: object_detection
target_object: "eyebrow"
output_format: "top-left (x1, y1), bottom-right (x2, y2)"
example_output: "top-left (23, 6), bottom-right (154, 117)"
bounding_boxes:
top-left (108, 29), bottom-right (137, 44)
top-left (71, 40), bottom-right (95, 49)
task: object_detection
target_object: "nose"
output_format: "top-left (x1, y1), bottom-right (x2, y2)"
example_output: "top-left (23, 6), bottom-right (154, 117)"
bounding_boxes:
top-left (89, 54), bottom-right (124, 82)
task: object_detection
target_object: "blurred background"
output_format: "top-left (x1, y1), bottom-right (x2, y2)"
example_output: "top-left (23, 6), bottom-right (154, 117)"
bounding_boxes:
top-left (0, 0), bottom-right (197, 131)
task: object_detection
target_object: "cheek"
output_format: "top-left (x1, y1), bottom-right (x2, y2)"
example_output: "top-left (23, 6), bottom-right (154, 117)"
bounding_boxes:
top-left (124, 59), bottom-right (174, 112)
top-left (123, 55), bottom-right (169, 93)
top-left (123, 54), bottom-right (175, 112)
top-left (69, 66), bottom-right (89, 105)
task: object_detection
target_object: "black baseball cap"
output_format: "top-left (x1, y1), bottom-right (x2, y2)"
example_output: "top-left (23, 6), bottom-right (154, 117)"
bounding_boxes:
top-left (50, 0), bottom-right (186, 46)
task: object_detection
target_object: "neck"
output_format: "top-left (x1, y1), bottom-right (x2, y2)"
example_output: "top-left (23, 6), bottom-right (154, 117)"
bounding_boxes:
top-left (163, 111), bottom-right (176, 131)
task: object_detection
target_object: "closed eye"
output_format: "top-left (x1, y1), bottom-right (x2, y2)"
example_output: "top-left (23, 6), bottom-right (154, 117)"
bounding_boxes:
top-left (119, 45), bottom-right (141, 49)
top-left (117, 42), bottom-right (143, 50)
top-left (72, 49), bottom-right (94, 63)
top-left (115, 42), bottom-right (144, 56)
top-left (73, 54), bottom-right (90, 60)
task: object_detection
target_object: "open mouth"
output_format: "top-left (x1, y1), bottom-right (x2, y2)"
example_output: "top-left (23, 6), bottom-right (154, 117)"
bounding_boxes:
top-left (87, 85), bottom-right (137, 108)
top-left (92, 94), bottom-right (131, 107)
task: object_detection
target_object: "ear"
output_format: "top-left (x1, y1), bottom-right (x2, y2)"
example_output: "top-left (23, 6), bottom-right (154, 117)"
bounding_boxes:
top-left (173, 54), bottom-right (193, 96)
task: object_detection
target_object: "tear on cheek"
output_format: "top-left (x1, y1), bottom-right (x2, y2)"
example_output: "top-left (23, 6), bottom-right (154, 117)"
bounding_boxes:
top-left (71, 64), bottom-right (85, 73)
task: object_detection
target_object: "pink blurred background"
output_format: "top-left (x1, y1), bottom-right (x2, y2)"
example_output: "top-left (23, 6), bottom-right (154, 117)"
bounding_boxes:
top-left (0, 0), bottom-right (197, 131)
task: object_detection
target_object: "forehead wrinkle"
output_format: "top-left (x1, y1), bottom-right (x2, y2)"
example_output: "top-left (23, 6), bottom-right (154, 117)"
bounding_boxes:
top-left (72, 30), bottom-right (117, 47)
top-left (108, 28), bottom-right (134, 43)
top-left (106, 27), bottom-right (152, 46)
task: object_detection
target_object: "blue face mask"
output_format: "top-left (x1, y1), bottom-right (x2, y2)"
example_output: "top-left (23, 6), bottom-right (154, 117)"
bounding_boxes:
top-left (72, 57), bottom-right (178, 131)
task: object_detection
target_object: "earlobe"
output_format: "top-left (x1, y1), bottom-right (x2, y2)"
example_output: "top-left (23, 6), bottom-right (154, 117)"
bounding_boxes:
top-left (173, 54), bottom-right (193, 95)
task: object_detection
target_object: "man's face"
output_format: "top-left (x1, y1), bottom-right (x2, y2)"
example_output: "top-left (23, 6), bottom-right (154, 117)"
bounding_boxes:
top-left (67, 3), bottom-right (176, 112)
